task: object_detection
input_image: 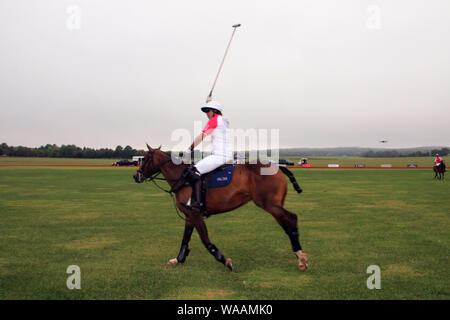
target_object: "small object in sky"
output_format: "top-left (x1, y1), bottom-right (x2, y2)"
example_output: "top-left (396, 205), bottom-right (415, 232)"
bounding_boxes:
top-left (379, 140), bottom-right (388, 143)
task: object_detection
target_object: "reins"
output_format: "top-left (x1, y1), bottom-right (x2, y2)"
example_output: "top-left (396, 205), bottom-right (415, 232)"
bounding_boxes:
top-left (140, 153), bottom-right (188, 221)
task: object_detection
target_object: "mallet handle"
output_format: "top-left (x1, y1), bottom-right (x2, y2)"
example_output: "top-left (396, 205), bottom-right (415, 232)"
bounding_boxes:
top-left (206, 24), bottom-right (241, 103)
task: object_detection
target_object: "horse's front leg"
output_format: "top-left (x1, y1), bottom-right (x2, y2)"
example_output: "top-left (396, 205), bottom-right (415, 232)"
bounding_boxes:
top-left (168, 220), bottom-right (194, 266)
top-left (194, 215), bottom-right (233, 271)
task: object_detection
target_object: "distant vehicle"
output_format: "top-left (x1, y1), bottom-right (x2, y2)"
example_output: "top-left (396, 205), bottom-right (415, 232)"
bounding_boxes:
top-left (298, 158), bottom-right (308, 165)
top-left (112, 159), bottom-right (138, 166)
top-left (132, 156), bottom-right (144, 165)
top-left (279, 159), bottom-right (294, 166)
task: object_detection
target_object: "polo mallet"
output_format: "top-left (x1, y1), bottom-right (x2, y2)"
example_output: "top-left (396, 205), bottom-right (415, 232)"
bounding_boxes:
top-left (206, 24), bottom-right (241, 103)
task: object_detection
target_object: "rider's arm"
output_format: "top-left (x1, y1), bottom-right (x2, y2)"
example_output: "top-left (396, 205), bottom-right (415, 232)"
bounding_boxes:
top-left (190, 115), bottom-right (219, 150)
top-left (190, 133), bottom-right (206, 151)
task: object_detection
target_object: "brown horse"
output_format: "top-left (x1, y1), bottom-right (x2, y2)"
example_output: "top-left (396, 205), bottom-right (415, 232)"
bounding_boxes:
top-left (133, 144), bottom-right (309, 271)
top-left (433, 160), bottom-right (446, 180)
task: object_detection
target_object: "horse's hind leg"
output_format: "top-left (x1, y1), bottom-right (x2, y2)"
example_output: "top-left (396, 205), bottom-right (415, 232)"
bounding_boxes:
top-left (194, 217), bottom-right (233, 270)
top-left (258, 203), bottom-right (309, 271)
top-left (168, 220), bottom-right (194, 266)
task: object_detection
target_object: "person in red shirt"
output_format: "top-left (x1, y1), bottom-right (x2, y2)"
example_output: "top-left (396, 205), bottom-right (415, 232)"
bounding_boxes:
top-left (181, 101), bottom-right (232, 214)
top-left (434, 153), bottom-right (442, 167)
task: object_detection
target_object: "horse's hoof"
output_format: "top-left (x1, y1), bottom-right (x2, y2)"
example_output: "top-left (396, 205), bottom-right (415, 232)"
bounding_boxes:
top-left (225, 258), bottom-right (233, 271)
top-left (167, 258), bottom-right (178, 266)
top-left (297, 252), bottom-right (309, 272)
top-left (298, 263), bottom-right (308, 271)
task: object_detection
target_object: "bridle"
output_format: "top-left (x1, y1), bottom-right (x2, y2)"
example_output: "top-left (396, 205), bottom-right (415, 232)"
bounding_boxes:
top-left (137, 149), bottom-right (189, 220)
top-left (137, 149), bottom-right (187, 195)
top-left (137, 150), bottom-right (170, 182)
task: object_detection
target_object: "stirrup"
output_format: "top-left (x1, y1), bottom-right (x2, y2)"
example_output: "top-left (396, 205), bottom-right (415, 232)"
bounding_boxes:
top-left (180, 201), bottom-right (202, 214)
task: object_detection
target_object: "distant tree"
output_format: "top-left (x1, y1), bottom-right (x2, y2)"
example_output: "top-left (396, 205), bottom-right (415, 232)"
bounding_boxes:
top-left (13, 146), bottom-right (35, 157)
top-left (97, 148), bottom-right (114, 158)
top-left (0, 143), bottom-right (147, 158)
top-left (123, 145), bottom-right (135, 159)
top-left (114, 145), bottom-right (123, 158)
top-left (60, 144), bottom-right (82, 158)
top-left (135, 149), bottom-right (145, 156)
top-left (82, 147), bottom-right (96, 158)
top-left (431, 148), bottom-right (449, 156)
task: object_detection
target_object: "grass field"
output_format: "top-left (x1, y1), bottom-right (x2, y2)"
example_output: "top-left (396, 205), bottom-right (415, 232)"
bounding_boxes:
top-left (0, 155), bottom-right (445, 167)
top-left (0, 161), bottom-right (449, 299)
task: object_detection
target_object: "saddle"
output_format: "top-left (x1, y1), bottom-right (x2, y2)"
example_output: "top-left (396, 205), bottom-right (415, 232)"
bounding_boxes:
top-left (204, 164), bottom-right (235, 189)
top-left (202, 164), bottom-right (235, 215)
top-left (182, 164), bottom-right (236, 216)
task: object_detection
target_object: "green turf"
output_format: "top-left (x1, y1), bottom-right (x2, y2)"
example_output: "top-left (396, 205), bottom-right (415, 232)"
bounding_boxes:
top-left (0, 166), bottom-right (448, 299)
top-left (0, 155), bottom-right (445, 167)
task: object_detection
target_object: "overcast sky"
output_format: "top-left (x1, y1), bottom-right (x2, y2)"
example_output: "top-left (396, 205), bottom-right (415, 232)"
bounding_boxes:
top-left (1, 0), bottom-right (449, 150)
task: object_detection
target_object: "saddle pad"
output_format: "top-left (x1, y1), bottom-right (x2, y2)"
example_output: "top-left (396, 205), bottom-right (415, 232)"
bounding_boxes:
top-left (208, 166), bottom-right (235, 188)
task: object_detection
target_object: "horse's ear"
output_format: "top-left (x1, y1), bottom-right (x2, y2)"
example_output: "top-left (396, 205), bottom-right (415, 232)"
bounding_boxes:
top-left (146, 143), bottom-right (152, 151)
top-left (157, 145), bottom-right (162, 150)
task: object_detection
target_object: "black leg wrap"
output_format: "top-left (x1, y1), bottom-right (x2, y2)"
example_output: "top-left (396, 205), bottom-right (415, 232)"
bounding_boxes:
top-left (289, 228), bottom-right (302, 252)
top-left (206, 243), bottom-right (226, 265)
top-left (177, 244), bottom-right (190, 263)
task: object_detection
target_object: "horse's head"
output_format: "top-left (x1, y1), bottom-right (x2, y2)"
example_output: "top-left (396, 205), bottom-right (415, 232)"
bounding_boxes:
top-left (133, 144), bottom-right (167, 183)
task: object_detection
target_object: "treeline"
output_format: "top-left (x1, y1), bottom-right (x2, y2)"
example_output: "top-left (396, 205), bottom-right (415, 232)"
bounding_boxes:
top-left (0, 143), bottom-right (144, 159)
top-left (1, 142), bottom-right (448, 159)
top-left (361, 147), bottom-right (449, 158)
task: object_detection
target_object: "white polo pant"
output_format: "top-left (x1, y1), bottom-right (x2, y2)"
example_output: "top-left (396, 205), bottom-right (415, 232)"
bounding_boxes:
top-left (194, 154), bottom-right (233, 175)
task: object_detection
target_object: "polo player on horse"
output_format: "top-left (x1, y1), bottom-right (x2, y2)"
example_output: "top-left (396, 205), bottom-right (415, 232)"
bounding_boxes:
top-left (181, 100), bottom-right (233, 213)
top-left (434, 153), bottom-right (442, 168)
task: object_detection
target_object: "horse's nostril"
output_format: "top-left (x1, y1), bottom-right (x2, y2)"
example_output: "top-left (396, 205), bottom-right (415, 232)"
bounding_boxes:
top-left (133, 173), bottom-right (144, 183)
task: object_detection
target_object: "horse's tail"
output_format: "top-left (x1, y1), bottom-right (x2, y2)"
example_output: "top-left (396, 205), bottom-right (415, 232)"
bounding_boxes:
top-left (279, 166), bottom-right (303, 194)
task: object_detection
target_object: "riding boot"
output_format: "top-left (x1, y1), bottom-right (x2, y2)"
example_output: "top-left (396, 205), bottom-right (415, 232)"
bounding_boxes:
top-left (190, 178), bottom-right (203, 214)
top-left (181, 167), bottom-right (203, 214)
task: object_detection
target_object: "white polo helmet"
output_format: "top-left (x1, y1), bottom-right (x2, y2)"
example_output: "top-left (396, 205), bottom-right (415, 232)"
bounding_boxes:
top-left (201, 100), bottom-right (223, 113)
